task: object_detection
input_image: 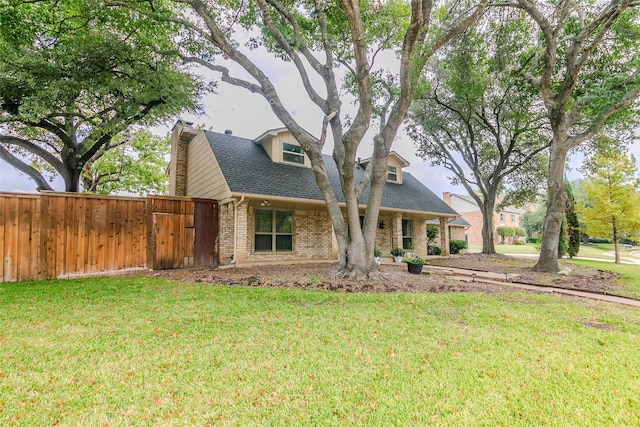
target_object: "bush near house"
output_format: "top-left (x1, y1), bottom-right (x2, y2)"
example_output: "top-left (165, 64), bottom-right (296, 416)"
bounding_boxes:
top-left (449, 240), bottom-right (467, 254)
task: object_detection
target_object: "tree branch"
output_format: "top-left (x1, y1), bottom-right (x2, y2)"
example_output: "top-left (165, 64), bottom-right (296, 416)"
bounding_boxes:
top-left (0, 145), bottom-right (53, 191)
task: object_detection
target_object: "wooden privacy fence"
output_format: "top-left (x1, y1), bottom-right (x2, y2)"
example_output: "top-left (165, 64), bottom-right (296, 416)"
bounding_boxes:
top-left (0, 192), bottom-right (218, 282)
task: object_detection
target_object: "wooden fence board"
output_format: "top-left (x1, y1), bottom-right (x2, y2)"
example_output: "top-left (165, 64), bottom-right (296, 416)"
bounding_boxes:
top-left (0, 192), bottom-right (218, 281)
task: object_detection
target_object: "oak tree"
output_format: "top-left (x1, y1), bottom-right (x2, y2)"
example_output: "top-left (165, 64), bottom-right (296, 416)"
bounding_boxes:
top-left (0, 0), bottom-right (199, 192)
top-left (158, 0), bottom-right (489, 277)
top-left (407, 11), bottom-right (549, 254)
top-left (512, 0), bottom-right (640, 271)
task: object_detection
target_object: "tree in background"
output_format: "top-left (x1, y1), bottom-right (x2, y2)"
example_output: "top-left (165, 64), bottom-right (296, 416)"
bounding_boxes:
top-left (81, 131), bottom-right (170, 195)
top-left (522, 202), bottom-right (546, 240)
top-left (578, 141), bottom-right (640, 263)
top-left (565, 181), bottom-right (581, 258)
top-left (513, 0), bottom-right (640, 272)
top-left (152, 0), bottom-right (489, 278)
top-left (497, 226), bottom-right (515, 245)
top-left (408, 10), bottom-right (548, 255)
top-left (0, 0), bottom-right (200, 192)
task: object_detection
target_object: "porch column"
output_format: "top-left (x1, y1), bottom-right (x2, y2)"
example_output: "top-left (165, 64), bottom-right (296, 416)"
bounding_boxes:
top-left (236, 201), bottom-right (249, 264)
top-left (393, 213), bottom-right (403, 250)
top-left (439, 217), bottom-right (450, 256)
top-left (414, 220), bottom-right (427, 257)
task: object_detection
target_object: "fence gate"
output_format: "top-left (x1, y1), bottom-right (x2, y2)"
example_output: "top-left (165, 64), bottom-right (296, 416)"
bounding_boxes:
top-left (193, 199), bottom-right (218, 268)
top-left (150, 196), bottom-right (218, 270)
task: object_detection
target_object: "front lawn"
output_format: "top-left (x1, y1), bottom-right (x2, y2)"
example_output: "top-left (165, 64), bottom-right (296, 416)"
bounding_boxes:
top-left (2, 277), bottom-right (640, 425)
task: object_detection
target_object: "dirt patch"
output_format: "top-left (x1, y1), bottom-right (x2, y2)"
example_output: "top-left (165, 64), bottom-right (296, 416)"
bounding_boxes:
top-left (428, 254), bottom-right (621, 294)
top-left (153, 254), bottom-right (622, 296)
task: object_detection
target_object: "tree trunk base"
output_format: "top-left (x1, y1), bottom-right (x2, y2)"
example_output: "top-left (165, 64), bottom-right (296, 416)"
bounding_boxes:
top-left (330, 266), bottom-right (389, 281)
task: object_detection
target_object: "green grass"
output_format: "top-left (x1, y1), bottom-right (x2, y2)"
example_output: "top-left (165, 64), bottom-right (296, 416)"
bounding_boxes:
top-left (2, 277), bottom-right (640, 425)
top-left (470, 242), bottom-right (640, 262)
top-left (569, 259), bottom-right (640, 299)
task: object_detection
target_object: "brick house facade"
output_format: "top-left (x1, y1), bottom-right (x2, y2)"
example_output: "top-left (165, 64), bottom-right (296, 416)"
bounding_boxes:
top-left (442, 192), bottom-right (523, 246)
top-left (168, 122), bottom-right (462, 266)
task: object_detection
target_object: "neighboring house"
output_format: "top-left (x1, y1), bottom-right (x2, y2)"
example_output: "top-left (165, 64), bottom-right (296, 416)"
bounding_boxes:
top-left (442, 192), bottom-right (524, 246)
top-left (167, 122), bottom-right (461, 266)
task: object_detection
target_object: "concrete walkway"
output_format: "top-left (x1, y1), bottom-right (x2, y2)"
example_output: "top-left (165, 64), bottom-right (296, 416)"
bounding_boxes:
top-left (426, 265), bottom-right (640, 308)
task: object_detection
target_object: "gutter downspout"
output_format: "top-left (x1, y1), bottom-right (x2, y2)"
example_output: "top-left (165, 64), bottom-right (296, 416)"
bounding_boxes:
top-left (230, 195), bottom-right (245, 265)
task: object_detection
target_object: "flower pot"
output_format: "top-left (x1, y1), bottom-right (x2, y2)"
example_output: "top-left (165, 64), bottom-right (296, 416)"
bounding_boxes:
top-left (407, 262), bottom-right (423, 274)
top-left (374, 256), bottom-right (381, 265)
top-left (394, 256), bottom-right (403, 263)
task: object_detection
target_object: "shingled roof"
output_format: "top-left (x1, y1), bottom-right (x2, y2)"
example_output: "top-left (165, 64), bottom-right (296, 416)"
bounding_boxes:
top-left (204, 130), bottom-right (457, 216)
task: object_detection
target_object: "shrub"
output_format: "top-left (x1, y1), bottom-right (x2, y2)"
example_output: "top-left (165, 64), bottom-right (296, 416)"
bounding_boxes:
top-left (429, 246), bottom-right (442, 255)
top-left (588, 237), bottom-right (612, 244)
top-left (514, 240), bottom-right (525, 245)
top-left (449, 240), bottom-right (467, 254)
top-left (526, 237), bottom-right (540, 244)
top-left (374, 249), bottom-right (382, 257)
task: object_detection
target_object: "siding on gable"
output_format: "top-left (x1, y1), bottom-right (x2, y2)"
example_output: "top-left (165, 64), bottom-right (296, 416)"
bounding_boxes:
top-left (272, 132), bottom-right (311, 167)
top-left (185, 133), bottom-right (231, 200)
top-left (386, 156), bottom-right (405, 184)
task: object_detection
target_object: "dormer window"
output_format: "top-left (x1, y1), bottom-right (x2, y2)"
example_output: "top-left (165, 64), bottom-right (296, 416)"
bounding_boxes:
top-left (283, 142), bottom-right (305, 165)
top-left (387, 165), bottom-right (398, 182)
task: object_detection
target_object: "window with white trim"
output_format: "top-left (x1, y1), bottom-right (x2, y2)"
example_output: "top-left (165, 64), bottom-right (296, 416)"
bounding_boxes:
top-left (402, 219), bottom-right (413, 250)
top-left (254, 209), bottom-right (293, 252)
top-left (510, 214), bottom-right (516, 222)
top-left (387, 165), bottom-right (398, 182)
top-left (282, 142), bottom-right (305, 165)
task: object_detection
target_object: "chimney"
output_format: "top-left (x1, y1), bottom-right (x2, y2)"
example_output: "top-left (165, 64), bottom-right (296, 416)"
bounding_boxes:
top-left (442, 192), bottom-right (451, 206)
top-left (224, 129), bottom-right (233, 135)
top-left (168, 120), bottom-right (191, 196)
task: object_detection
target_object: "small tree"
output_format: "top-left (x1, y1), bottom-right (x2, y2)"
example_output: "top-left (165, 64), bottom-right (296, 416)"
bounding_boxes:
top-left (513, 228), bottom-right (526, 244)
top-left (496, 226), bottom-right (515, 245)
top-left (578, 144), bottom-right (640, 263)
top-left (426, 225), bottom-right (439, 254)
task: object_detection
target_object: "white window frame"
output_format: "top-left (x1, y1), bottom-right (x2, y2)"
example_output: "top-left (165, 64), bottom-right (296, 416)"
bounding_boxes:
top-left (282, 142), bottom-right (305, 165)
top-left (387, 165), bottom-right (398, 182)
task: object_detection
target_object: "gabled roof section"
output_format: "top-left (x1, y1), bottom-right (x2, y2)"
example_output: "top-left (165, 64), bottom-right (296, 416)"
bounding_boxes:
top-left (204, 130), bottom-right (457, 216)
top-left (253, 127), bottom-right (289, 145)
top-left (360, 151), bottom-right (411, 168)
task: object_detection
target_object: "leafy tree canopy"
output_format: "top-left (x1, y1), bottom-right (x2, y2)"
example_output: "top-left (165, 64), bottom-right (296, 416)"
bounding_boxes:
top-left (0, 0), bottom-right (202, 192)
top-left (81, 130), bottom-right (170, 195)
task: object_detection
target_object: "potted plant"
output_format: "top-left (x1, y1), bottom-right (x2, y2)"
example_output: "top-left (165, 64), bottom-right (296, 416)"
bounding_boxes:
top-left (403, 256), bottom-right (426, 274)
top-left (390, 248), bottom-right (405, 263)
top-left (373, 249), bottom-right (382, 265)
top-left (405, 243), bottom-right (413, 258)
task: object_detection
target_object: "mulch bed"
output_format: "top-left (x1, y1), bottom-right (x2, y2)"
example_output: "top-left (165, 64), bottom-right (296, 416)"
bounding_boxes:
top-left (153, 254), bottom-right (622, 295)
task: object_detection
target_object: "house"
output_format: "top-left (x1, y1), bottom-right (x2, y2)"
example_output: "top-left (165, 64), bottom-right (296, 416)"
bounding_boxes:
top-left (168, 122), bottom-right (461, 266)
top-left (442, 192), bottom-right (524, 246)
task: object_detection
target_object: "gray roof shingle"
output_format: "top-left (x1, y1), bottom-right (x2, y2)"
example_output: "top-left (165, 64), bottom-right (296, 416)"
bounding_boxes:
top-left (205, 130), bottom-right (457, 216)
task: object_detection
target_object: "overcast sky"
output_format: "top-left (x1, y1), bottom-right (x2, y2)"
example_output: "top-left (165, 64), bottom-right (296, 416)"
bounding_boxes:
top-left (2, 34), bottom-right (639, 201)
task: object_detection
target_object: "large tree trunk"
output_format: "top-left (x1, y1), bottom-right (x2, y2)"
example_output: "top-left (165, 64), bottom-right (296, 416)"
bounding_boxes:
top-left (63, 168), bottom-right (81, 192)
top-left (480, 197), bottom-right (497, 254)
top-left (534, 143), bottom-right (568, 272)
